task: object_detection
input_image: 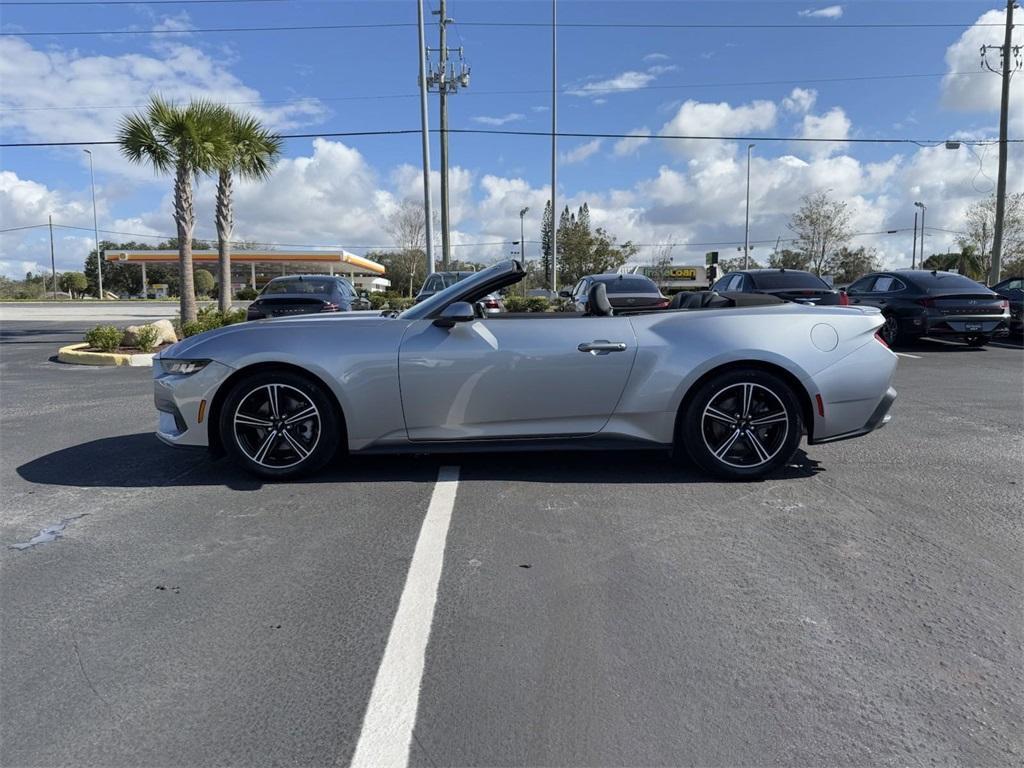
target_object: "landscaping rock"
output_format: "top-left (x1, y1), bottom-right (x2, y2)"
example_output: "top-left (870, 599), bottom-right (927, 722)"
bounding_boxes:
top-left (123, 319), bottom-right (177, 347)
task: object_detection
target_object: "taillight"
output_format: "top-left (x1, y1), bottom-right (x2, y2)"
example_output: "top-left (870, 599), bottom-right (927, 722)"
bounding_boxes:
top-left (1000, 299), bottom-right (1009, 309)
top-left (321, 302), bottom-right (339, 312)
top-left (917, 297), bottom-right (935, 308)
top-left (874, 331), bottom-right (889, 348)
top-left (838, 292), bottom-right (850, 306)
top-left (482, 299), bottom-right (500, 309)
top-left (655, 298), bottom-right (671, 308)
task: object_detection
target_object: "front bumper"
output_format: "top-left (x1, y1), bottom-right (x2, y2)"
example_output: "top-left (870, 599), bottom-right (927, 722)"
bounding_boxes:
top-left (153, 359), bottom-right (235, 448)
top-left (809, 386), bottom-right (896, 445)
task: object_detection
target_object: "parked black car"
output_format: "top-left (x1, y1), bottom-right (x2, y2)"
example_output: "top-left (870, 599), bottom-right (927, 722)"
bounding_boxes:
top-left (561, 273), bottom-right (669, 312)
top-left (991, 275), bottom-right (1023, 334)
top-left (246, 275), bottom-right (369, 321)
top-left (711, 268), bottom-right (845, 305)
top-left (845, 270), bottom-right (1010, 347)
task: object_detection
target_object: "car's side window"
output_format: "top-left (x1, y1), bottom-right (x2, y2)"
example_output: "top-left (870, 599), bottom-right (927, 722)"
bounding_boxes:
top-left (712, 276), bottom-right (731, 292)
top-left (872, 276), bottom-right (898, 292)
top-left (847, 276), bottom-right (874, 293)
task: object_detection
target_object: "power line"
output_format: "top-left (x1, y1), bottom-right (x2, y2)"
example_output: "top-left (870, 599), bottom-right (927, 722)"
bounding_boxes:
top-left (3, 127), bottom-right (1017, 149)
top-left (0, 71), bottom-right (987, 113)
top-left (3, 22), bottom-right (416, 36)
top-left (1, 19), bottom-right (1001, 37)
top-left (3, 0), bottom-right (290, 4)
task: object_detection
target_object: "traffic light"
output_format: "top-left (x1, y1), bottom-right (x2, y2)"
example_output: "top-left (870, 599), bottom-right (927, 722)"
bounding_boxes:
top-left (707, 264), bottom-right (718, 282)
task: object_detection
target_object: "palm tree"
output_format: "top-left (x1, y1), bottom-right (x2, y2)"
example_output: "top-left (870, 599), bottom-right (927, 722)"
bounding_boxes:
top-left (214, 109), bottom-right (282, 312)
top-left (118, 96), bottom-right (226, 324)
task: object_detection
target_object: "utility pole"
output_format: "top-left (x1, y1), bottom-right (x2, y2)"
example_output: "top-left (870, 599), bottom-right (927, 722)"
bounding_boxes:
top-left (49, 214), bottom-right (57, 300)
top-left (551, 0), bottom-right (558, 294)
top-left (519, 206), bottom-right (529, 295)
top-left (743, 143), bottom-right (754, 270)
top-left (982, 0), bottom-right (1019, 284)
top-left (428, 0), bottom-right (470, 270)
top-left (83, 149), bottom-right (103, 299)
top-left (416, 0), bottom-right (435, 276)
top-left (912, 211), bottom-right (918, 269)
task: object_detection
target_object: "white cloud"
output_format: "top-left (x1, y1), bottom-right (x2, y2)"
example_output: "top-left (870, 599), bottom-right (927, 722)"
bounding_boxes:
top-left (643, 53), bottom-right (670, 62)
top-left (659, 99), bottom-right (777, 159)
top-left (613, 128), bottom-right (652, 157)
top-left (646, 64), bottom-right (678, 76)
top-left (941, 9), bottom-right (1024, 135)
top-left (561, 139), bottom-right (603, 164)
top-left (800, 107), bottom-right (851, 158)
top-left (471, 113), bottom-right (525, 127)
top-left (567, 71), bottom-right (655, 98)
top-left (783, 87), bottom-right (817, 114)
top-left (798, 5), bottom-right (843, 19)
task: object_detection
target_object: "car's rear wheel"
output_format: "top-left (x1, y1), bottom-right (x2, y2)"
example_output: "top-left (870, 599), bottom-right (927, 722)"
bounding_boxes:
top-left (219, 370), bottom-right (340, 479)
top-left (680, 369), bottom-right (803, 480)
top-left (965, 334), bottom-right (990, 347)
top-left (879, 313), bottom-right (904, 347)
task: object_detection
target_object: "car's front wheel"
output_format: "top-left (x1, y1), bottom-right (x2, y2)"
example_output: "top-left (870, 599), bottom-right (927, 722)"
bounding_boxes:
top-left (219, 370), bottom-right (340, 479)
top-left (680, 369), bottom-right (803, 480)
top-left (879, 313), bottom-right (904, 347)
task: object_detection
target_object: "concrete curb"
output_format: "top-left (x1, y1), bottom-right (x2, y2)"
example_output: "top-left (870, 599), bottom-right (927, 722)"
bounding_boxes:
top-left (57, 343), bottom-right (155, 368)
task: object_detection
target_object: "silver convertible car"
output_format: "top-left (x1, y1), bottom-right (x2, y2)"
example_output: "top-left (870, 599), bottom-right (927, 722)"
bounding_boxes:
top-left (153, 260), bottom-right (897, 480)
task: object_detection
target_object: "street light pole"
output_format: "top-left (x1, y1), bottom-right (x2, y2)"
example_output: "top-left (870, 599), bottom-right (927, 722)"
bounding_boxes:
top-left (519, 207), bottom-right (528, 266)
top-left (914, 202), bottom-right (926, 266)
top-left (911, 211), bottom-right (918, 269)
top-left (743, 143), bottom-right (754, 270)
top-left (416, 0), bottom-right (435, 277)
top-left (550, 0), bottom-right (557, 294)
top-left (83, 149), bottom-right (103, 299)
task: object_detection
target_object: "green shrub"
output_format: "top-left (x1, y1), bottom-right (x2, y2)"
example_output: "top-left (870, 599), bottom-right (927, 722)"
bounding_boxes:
top-left (368, 293), bottom-right (390, 310)
top-left (180, 307), bottom-right (248, 338)
top-left (235, 286), bottom-right (258, 301)
top-left (134, 325), bottom-right (160, 353)
top-left (85, 325), bottom-right (124, 352)
top-left (194, 269), bottom-right (215, 297)
top-left (502, 295), bottom-right (528, 313)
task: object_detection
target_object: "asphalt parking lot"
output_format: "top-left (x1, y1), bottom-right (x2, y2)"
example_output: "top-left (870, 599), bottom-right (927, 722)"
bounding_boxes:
top-left (1, 320), bottom-right (1022, 767)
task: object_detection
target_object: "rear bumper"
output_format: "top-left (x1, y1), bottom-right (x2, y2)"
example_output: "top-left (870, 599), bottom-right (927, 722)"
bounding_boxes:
top-left (809, 386), bottom-right (896, 445)
top-left (904, 311), bottom-right (1010, 338)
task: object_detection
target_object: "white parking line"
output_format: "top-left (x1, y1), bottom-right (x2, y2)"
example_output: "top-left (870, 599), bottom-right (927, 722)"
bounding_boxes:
top-left (349, 465), bottom-right (460, 768)
top-left (894, 352), bottom-right (922, 359)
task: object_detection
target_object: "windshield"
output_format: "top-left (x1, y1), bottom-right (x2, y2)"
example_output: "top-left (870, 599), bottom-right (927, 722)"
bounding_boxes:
top-left (262, 278), bottom-right (335, 295)
top-left (910, 271), bottom-right (989, 292)
top-left (750, 272), bottom-right (830, 290)
top-left (399, 261), bottom-right (521, 320)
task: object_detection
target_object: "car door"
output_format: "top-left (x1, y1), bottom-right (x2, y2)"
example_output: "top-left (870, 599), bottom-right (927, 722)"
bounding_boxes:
top-left (398, 314), bottom-right (638, 440)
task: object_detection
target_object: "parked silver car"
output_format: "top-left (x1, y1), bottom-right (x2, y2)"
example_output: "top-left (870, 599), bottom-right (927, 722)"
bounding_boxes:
top-left (154, 260), bottom-right (897, 481)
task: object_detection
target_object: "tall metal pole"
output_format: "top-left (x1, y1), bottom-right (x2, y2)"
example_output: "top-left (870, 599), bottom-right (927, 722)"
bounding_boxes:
top-left (911, 211), bottom-right (918, 269)
top-left (989, 0), bottom-right (1014, 285)
top-left (743, 143), bottom-right (754, 270)
top-left (519, 206), bottom-right (528, 295)
top-left (416, 0), bottom-right (435, 276)
top-left (919, 204), bottom-right (926, 263)
top-left (49, 214), bottom-right (57, 300)
top-left (83, 149), bottom-right (103, 299)
top-left (550, 0), bottom-right (557, 293)
top-left (438, 0), bottom-right (451, 269)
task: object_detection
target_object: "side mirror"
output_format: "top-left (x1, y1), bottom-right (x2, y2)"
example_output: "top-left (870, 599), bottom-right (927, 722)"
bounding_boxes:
top-left (434, 301), bottom-right (476, 328)
top-left (558, 290), bottom-right (572, 299)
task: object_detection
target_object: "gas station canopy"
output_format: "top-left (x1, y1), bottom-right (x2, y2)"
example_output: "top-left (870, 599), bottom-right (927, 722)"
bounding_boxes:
top-left (103, 249), bottom-right (385, 276)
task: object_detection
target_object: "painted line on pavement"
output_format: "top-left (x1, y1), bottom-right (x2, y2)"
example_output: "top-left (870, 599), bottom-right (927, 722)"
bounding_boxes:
top-left (349, 465), bottom-right (460, 768)
top-left (894, 352), bottom-right (922, 359)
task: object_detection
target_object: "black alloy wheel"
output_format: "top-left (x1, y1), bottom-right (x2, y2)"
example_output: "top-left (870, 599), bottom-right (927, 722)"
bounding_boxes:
top-left (681, 369), bottom-right (803, 480)
top-left (220, 370), bottom-right (340, 479)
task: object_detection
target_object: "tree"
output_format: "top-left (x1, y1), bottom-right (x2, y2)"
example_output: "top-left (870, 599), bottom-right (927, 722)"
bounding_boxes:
top-left (922, 246), bottom-right (984, 281)
top-left (787, 191), bottom-right (854, 276)
top-left (540, 200), bottom-right (553, 286)
top-left (213, 108), bottom-right (282, 312)
top-left (721, 255), bottom-right (764, 273)
top-left (648, 239), bottom-right (675, 288)
top-left (555, 202), bottom-right (638, 285)
top-left (118, 96), bottom-right (228, 324)
top-left (383, 199), bottom-right (430, 296)
top-left (194, 268), bottom-right (215, 297)
top-left (957, 192), bottom-right (1024, 279)
top-left (828, 246), bottom-right (880, 285)
top-left (768, 248), bottom-right (809, 270)
top-left (59, 271), bottom-right (88, 298)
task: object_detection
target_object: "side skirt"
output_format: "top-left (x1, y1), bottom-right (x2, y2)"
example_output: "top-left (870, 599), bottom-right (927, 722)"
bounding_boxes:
top-left (355, 435), bottom-right (672, 455)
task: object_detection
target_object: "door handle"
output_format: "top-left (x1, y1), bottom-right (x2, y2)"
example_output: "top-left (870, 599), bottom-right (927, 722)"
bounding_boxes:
top-left (578, 340), bottom-right (627, 355)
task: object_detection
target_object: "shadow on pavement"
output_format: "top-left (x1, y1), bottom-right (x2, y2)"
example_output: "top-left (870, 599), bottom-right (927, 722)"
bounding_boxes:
top-left (898, 335), bottom-right (1023, 353)
top-left (16, 433), bottom-right (823, 490)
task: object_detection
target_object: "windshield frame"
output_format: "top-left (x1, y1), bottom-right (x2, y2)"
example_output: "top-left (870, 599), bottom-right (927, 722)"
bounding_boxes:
top-left (399, 260), bottom-right (524, 320)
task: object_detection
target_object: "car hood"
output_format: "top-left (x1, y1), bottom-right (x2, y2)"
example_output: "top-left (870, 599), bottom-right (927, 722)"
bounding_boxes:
top-left (159, 312), bottom-right (394, 360)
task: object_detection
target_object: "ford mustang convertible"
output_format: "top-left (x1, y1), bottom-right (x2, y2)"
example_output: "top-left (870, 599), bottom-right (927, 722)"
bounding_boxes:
top-left (153, 260), bottom-right (897, 480)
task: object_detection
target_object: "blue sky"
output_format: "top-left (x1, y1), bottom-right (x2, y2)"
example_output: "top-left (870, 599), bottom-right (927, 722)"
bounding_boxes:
top-left (1, 0), bottom-right (1021, 277)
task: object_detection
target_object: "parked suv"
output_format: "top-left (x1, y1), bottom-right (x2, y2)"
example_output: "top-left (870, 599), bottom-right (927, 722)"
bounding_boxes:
top-left (845, 270), bottom-right (1010, 347)
top-left (711, 268), bottom-right (845, 305)
top-left (246, 275), bottom-right (369, 321)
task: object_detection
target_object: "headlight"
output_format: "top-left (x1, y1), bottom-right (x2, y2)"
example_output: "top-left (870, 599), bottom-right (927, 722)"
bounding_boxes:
top-left (161, 359), bottom-right (210, 376)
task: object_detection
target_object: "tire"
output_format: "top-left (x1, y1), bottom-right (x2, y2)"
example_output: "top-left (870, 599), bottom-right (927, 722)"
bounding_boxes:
top-left (680, 369), bottom-right (803, 481)
top-left (879, 313), bottom-right (904, 347)
top-left (219, 369), bottom-right (341, 480)
top-left (965, 334), bottom-right (990, 347)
